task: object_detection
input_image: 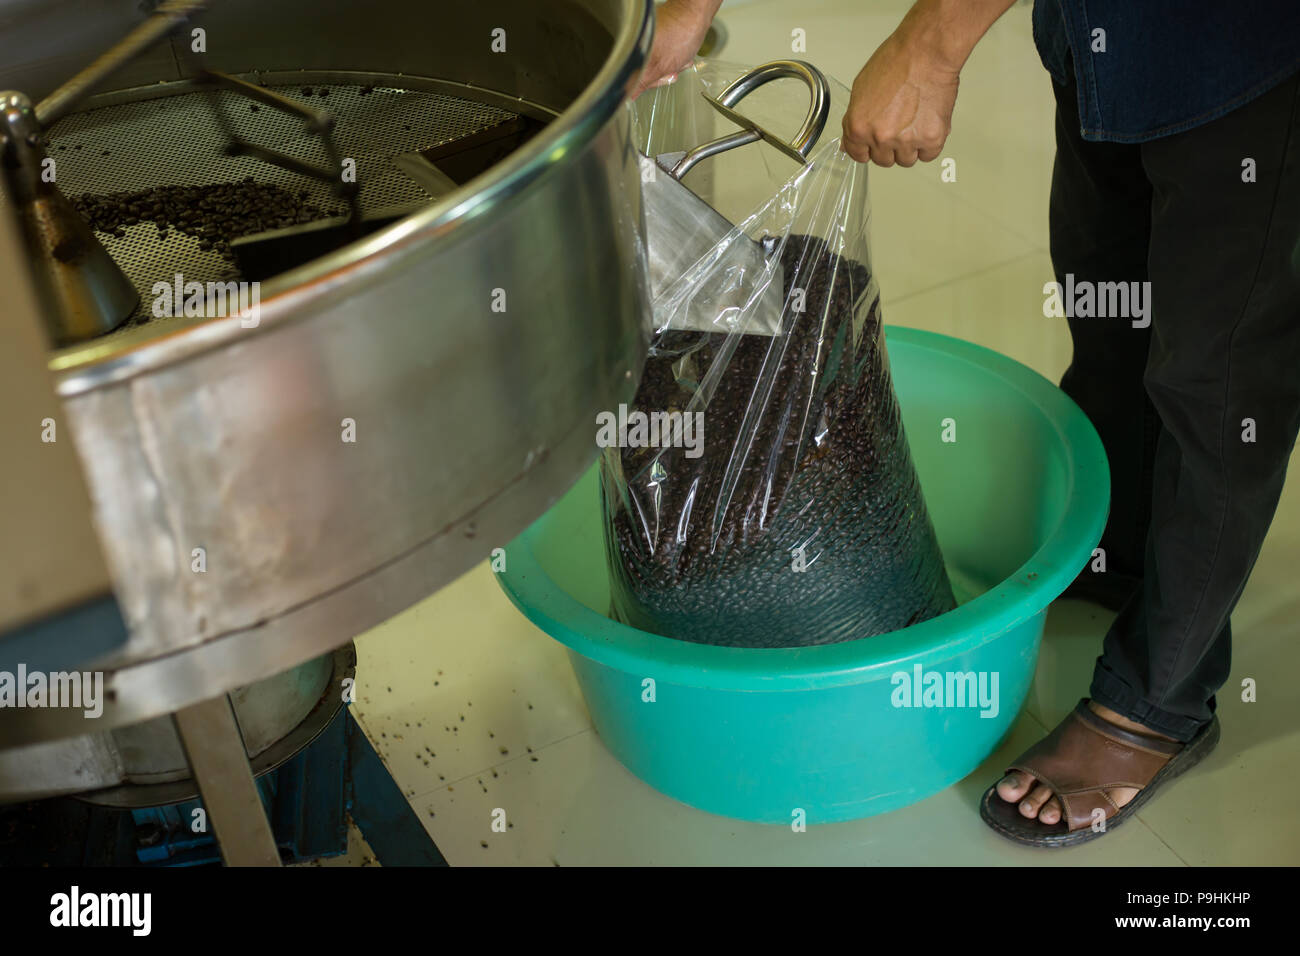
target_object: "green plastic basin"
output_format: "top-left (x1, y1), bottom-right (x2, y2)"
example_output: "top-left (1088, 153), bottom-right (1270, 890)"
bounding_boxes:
top-left (496, 326), bottom-right (1109, 823)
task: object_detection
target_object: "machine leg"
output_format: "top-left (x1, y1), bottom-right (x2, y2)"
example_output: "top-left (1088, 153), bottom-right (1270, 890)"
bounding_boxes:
top-left (172, 695), bottom-right (282, 867)
top-left (344, 709), bottom-right (448, 866)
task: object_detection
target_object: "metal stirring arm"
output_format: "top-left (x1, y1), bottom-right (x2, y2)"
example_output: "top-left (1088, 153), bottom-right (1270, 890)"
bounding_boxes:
top-left (192, 69), bottom-right (362, 229)
top-left (35, 0), bottom-right (210, 128)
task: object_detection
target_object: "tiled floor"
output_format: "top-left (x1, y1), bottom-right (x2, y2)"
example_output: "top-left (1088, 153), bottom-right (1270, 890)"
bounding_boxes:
top-left (347, 0), bottom-right (1299, 865)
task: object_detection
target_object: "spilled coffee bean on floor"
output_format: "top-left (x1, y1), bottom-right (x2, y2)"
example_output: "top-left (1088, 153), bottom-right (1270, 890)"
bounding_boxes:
top-left (603, 234), bottom-right (956, 648)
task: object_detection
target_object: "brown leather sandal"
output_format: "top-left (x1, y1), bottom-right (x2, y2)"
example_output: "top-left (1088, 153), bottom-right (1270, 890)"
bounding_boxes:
top-left (979, 699), bottom-right (1221, 848)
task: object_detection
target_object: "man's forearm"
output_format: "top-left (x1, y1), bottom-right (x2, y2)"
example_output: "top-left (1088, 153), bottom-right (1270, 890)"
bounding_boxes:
top-left (666, 0), bottom-right (724, 27)
top-left (899, 0), bottom-right (1019, 72)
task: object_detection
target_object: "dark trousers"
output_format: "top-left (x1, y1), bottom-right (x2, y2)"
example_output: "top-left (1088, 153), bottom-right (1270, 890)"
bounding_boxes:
top-left (1049, 67), bottom-right (1300, 742)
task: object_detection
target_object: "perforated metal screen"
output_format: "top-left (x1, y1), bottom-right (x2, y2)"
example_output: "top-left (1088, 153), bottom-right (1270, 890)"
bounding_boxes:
top-left (47, 82), bottom-right (517, 334)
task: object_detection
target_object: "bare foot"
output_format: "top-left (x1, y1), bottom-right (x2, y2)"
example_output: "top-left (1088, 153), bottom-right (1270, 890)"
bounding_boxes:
top-left (994, 702), bottom-right (1178, 825)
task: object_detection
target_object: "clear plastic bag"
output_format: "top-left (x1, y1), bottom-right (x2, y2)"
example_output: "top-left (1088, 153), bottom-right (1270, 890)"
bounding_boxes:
top-left (601, 60), bottom-right (956, 648)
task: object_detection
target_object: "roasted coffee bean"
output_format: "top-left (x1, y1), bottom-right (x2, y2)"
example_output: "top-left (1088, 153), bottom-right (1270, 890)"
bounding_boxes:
top-left (604, 234), bottom-right (956, 649)
top-left (72, 180), bottom-right (345, 327)
top-left (72, 180), bottom-right (338, 263)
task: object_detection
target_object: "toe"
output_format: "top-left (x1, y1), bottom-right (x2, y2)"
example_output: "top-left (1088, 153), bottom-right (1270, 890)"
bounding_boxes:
top-left (996, 770), bottom-right (1034, 803)
top-left (1019, 783), bottom-right (1054, 819)
top-left (1038, 795), bottom-right (1063, 825)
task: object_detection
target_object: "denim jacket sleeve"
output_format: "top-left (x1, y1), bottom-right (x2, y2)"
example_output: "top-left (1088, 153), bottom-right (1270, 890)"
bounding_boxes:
top-left (1032, 0), bottom-right (1300, 143)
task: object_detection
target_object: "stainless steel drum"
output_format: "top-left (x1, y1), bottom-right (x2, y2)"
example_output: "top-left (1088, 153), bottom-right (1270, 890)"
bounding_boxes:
top-left (0, 0), bottom-right (653, 804)
top-left (0, 646), bottom-right (354, 805)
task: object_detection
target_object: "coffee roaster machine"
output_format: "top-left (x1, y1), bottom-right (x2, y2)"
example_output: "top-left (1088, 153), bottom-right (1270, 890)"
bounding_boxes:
top-left (0, 0), bottom-right (654, 864)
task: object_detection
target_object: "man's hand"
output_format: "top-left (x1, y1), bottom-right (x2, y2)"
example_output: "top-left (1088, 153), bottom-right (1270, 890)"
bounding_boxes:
top-left (842, 0), bottom-right (1016, 166)
top-left (633, 0), bottom-right (723, 98)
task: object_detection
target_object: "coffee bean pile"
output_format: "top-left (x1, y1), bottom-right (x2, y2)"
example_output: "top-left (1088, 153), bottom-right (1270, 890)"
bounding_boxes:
top-left (602, 234), bottom-right (956, 648)
top-left (72, 177), bottom-right (345, 260)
